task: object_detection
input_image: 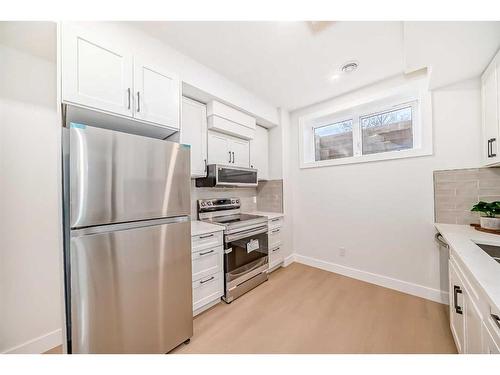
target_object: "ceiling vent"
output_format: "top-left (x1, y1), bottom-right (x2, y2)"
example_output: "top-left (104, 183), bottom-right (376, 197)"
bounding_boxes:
top-left (341, 61), bottom-right (359, 73)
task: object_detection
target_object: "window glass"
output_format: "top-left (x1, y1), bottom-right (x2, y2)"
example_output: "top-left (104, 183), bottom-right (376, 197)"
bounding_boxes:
top-left (314, 119), bottom-right (353, 161)
top-left (361, 106), bottom-right (413, 155)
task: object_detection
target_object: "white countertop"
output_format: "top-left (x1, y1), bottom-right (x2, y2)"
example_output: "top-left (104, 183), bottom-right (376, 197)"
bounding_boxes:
top-left (435, 223), bottom-right (500, 311)
top-left (244, 211), bottom-right (284, 220)
top-left (191, 220), bottom-right (224, 237)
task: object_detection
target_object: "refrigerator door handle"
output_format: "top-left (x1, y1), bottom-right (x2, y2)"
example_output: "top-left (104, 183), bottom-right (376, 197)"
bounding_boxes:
top-left (71, 216), bottom-right (190, 237)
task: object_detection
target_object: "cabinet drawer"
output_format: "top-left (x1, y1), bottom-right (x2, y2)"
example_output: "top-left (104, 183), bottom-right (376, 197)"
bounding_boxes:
top-left (269, 244), bottom-right (284, 264)
top-left (192, 231), bottom-right (223, 253)
top-left (268, 227), bottom-right (283, 248)
top-left (192, 246), bottom-right (223, 281)
top-left (482, 320), bottom-right (500, 353)
top-left (268, 217), bottom-right (283, 230)
top-left (192, 272), bottom-right (223, 312)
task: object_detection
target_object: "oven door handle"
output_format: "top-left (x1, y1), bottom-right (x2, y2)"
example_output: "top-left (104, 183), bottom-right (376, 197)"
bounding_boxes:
top-left (225, 226), bottom-right (268, 242)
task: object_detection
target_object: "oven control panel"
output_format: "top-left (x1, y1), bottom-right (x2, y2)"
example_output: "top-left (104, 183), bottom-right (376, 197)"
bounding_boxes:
top-left (198, 198), bottom-right (240, 212)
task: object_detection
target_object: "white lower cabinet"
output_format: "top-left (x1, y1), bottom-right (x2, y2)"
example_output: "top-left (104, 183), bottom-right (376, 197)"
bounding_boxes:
top-left (267, 216), bottom-right (285, 271)
top-left (191, 229), bottom-right (224, 316)
top-left (448, 251), bottom-right (500, 353)
top-left (483, 320), bottom-right (500, 354)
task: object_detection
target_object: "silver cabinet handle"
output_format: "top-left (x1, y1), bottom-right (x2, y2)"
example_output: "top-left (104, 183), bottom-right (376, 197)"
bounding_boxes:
top-left (199, 249), bottom-right (215, 256)
top-left (127, 88), bottom-right (131, 109)
top-left (272, 247), bottom-right (280, 252)
top-left (136, 91), bottom-right (140, 112)
top-left (231, 151), bottom-right (235, 164)
top-left (271, 218), bottom-right (281, 222)
top-left (434, 233), bottom-right (448, 249)
top-left (199, 233), bottom-right (214, 239)
top-left (271, 228), bottom-right (280, 234)
top-left (492, 314), bottom-right (500, 330)
top-left (228, 151), bottom-right (232, 163)
top-left (200, 276), bottom-right (215, 284)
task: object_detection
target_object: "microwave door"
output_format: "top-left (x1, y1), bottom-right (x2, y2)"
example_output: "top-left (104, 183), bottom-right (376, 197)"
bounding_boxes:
top-left (216, 167), bottom-right (257, 187)
top-left (69, 125), bottom-right (191, 228)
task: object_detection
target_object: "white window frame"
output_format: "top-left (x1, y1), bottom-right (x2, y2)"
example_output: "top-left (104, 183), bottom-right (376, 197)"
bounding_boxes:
top-left (299, 77), bottom-right (432, 168)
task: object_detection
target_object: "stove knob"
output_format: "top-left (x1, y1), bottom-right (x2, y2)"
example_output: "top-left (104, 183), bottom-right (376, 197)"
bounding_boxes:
top-left (236, 200), bottom-right (240, 204)
top-left (208, 201), bottom-right (212, 206)
top-left (201, 202), bottom-right (206, 207)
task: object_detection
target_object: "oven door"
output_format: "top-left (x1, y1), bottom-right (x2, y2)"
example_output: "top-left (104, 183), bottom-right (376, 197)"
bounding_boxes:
top-left (224, 225), bottom-right (268, 288)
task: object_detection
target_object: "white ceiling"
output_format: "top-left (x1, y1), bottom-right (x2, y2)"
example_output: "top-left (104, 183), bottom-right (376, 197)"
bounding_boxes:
top-left (132, 21), bottom-right (500, 111)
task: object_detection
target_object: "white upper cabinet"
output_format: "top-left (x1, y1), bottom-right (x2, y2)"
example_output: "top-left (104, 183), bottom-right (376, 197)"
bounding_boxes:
top-left (134, 61), bottom-right (180, 129)
top-left (250, 125), bottom-right (269, 180)
top-left (61, 23), bottom-right (180, 129)
top-left (231, 137), bottom-right (250, 168)
top-left (62, 25), bottom-right (133, 116)
top-left (207, 131), bottom-right (250, 167)
top-left (207, 101), bottom-right (256, 140)
top-left (481, 49), bottom-right (500, 166)
top-left (181, 97), bottom-right (207, 178)
top-left (207, 131), bottom-right (231, 165)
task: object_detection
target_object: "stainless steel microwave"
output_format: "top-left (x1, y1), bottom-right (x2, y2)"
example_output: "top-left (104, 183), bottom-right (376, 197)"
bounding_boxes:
top-left (195, 164), bottom-right (258, 188)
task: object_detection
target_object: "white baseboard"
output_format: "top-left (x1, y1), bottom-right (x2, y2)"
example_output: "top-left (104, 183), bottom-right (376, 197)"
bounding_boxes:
top-left (293, 254), bottom-right (448, 304)
top-left (3, 328), bottom-right (62, 354)
top-left (283, 254), bottom-right (295, 267)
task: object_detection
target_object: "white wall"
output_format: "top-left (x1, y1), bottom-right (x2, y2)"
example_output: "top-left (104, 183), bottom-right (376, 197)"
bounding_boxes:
top-left (0, 39), bottom-right (62, 353)
top-left (287, 78), bottom-right (482, 303)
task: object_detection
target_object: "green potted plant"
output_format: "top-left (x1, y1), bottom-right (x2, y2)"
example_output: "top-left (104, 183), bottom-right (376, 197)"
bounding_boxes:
top-left (471, 201), bottom-right (500, 230)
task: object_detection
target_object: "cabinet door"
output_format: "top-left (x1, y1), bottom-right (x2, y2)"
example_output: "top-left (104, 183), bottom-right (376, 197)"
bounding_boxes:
top-left (207, 131), bottom-right (231, 166)
top-left (230, 138), bottom-right (250, 168)
top-left (134, 61), bottom-right (180, 129)
top-left (465, 294), bottom-right (483, 353)
top-left (250, 125), bottom-right (269, 180)
top-left (482, 58), bottom-right (499, 165)
top-left (449, 261), bottom-right (466, 353)
top-left (62, 24), bottom-right (133, 117)
top-left (482, 321), bottom-right (500, 354)
top-left (181, 97), bottom-right (207, 177)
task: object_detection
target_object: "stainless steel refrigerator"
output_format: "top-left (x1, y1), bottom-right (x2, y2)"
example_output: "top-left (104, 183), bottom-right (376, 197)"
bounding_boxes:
top-left (61, 123), bottom-right (193, 354)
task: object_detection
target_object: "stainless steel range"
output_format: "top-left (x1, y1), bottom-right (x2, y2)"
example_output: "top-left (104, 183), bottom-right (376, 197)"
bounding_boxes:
top-left (198, 198), bottom-right (268, 303)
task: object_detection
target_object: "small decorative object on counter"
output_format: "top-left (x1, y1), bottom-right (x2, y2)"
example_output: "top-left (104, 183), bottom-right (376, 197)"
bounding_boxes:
top-left (471, 201), bottom-right (500, 230)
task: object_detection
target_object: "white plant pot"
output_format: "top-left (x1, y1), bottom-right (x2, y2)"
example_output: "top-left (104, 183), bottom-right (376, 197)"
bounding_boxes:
top-left (480, 216), bottom-right (500, 230)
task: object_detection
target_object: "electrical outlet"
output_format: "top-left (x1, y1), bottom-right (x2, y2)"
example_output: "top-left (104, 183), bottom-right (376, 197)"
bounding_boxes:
top-left (339, 247), bottom-right (346, 257)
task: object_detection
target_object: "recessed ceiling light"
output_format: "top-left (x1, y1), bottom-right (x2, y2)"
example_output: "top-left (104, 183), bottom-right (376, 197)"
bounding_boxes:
top-left (330, 74), bottom-right (340, 80)
top-left (341, 61), bottom-right (359, 74)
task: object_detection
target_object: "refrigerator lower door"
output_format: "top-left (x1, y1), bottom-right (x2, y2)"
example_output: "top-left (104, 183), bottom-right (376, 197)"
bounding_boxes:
top-left (70, 218), bottom-right (192, 354)
top-left (69, 124), bottom-right (191, 228)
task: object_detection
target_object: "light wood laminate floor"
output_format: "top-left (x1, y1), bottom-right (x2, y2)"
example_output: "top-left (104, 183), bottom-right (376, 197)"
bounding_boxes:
top-left (46, 263), bottom-right (457, 354)
top-left (172, 263), bottom-right (456, 354)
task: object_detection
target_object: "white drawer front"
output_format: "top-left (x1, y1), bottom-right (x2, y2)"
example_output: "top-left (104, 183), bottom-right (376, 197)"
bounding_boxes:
top-left (192, 272), bottom-right (223, 311)
top-left (269, 244), bottom-right (284, 266)
top-left (192, 246), bottom-right (223, 281)
top-left (192, 231), bottom-right (223, 253)
top-left (268, 227), bottom-right (283, 248)
top-left (268, 217), bottom-right (283, 230)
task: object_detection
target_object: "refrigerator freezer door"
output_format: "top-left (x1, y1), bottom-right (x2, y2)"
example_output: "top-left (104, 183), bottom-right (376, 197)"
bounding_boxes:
top-left (70, 125), bottom-right (190, 228)
top-left (70, 219), bottom-right (192, 353)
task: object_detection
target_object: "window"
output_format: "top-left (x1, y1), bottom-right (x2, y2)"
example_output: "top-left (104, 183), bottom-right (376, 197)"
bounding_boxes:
top-left (314, 119), bottom-right (353, 161)
top-left (361, 106), bottom-right (413, 155)
top-left (299, 78), bottom-right (432, 168)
